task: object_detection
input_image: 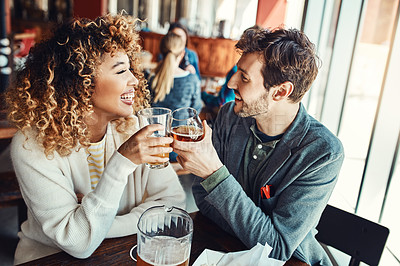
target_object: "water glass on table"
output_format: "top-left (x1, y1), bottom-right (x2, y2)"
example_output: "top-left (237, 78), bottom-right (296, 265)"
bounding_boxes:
top-left (134, 206), bottom-right (193, 266)
top-left (171, 107), bottom-right (204, 142)
top-left (137, 107), bottom-right (172, 169)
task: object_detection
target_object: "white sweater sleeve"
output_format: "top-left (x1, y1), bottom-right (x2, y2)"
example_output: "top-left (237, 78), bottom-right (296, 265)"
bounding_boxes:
top-left (11, 132), bottom-right (137, 259)
top-left (106, 164), bottom-right (186, 238)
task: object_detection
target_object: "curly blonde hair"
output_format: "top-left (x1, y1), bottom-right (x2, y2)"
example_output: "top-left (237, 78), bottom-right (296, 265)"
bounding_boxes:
top-left (5, 14), bottom-right (150, 157)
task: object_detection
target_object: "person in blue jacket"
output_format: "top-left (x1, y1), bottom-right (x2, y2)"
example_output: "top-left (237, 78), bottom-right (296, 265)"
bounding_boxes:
top-left (168, 22), bottom-right (201, 80)
top-left (172, 26), bottom-right (344, 265)
top-left (201, 65), bottom-right (237, 108)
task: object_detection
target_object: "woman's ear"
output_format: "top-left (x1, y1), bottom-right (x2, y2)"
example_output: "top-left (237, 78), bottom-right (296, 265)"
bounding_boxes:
top-left (272, 81), bottom-right (294, 101)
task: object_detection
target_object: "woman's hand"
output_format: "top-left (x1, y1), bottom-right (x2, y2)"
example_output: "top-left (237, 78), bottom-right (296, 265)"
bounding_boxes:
top-left (172, 120), bottom-right (223, 178)
top-left (118, 124), bottom-right (173, 165)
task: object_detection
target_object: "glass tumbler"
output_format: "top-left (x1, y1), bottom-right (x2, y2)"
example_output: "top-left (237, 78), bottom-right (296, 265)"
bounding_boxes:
top-left (137, 107), bottom-right (172, 169)
top-left (170, 107), bottom-right (204, 143)
top-left (136, 206), bottom-right (193, 266)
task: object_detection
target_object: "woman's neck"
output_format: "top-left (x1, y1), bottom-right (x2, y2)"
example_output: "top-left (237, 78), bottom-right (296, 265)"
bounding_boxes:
top-left (84, 114), bottom-right (109, 143)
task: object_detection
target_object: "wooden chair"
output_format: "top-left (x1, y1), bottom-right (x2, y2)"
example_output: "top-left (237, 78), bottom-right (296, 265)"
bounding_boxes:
top-left (0, 171), bottom-right (27, 229)
top-left (316, 204), bottom-right (389, 266)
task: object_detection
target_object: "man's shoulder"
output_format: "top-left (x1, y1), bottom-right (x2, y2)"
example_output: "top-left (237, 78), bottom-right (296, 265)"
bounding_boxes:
top-left (284, 105), bottom-right (343, 156)
top-left (303, 115), bottom-right (344, 155)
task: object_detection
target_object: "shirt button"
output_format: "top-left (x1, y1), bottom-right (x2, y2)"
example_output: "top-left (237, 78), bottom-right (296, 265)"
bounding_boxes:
top-left (257, 144), bottom-right (263, 149)
top-left (253, 155), bottom-right (258, 160)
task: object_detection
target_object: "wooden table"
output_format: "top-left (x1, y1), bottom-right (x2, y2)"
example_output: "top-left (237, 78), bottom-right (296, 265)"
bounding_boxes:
top-left (20, 212), bottom-right (247, 265)
top-left (19, 212), bottom-right (309, 265)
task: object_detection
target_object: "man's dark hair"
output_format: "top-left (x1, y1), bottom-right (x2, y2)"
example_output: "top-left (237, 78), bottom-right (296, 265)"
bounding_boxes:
top-left (236, 27), bottom-right (320, 103)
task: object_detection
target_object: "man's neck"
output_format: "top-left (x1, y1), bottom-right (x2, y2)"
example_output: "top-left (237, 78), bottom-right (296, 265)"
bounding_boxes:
top-left (255, 103), bottom-right (300, 136)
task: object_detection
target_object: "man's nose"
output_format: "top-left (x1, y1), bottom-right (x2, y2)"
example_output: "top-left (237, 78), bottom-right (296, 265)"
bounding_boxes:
top-left (227, 72), bottom-right (239, 90)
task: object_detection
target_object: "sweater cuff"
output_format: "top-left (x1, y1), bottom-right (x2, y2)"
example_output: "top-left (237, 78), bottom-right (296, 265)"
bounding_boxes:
top-left (201, 166), bottom-right (230, 193)
top-left (100, 151), bottom-right (138, 185)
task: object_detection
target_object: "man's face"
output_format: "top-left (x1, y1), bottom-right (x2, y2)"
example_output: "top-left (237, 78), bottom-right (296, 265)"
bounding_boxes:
top-left (227, 53), bottom-right (270, 118)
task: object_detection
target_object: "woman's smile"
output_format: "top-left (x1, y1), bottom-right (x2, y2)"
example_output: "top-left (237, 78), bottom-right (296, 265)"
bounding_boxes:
top-left (120, 90), bottom-right (135, 105)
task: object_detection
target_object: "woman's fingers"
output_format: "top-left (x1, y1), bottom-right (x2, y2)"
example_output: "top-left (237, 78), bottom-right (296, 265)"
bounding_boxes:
top-left (119, 124), bottom-right (174, 165)
top-left (135, 124), bottom-right (166, 138)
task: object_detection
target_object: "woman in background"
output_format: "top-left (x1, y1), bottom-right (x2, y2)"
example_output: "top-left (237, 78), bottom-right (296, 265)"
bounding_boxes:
top-left (168, 22), bottom-right (201, 80)
top-left (6, 14), bottom-right (185, 264)
top-left (149, 32), bottom-right (202, 113)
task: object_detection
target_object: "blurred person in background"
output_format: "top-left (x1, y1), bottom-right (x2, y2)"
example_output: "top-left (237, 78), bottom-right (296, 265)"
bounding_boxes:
top-left (149, 32), bottom-right (202, 114)
top-left (167, 22), bottom-right (201, 80)
top-left (201, 65), bottom-right (237, 109)
top-left (6, 14), bottom-right (185, 264)
top-left (201, 65), bottom-right (237, 126)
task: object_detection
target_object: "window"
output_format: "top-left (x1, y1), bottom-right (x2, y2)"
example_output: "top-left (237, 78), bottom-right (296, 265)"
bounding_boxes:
top-left (301, 0), bottom-right (400, 264)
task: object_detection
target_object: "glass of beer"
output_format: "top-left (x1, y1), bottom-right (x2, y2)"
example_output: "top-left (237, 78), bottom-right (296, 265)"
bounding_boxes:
top-left (137, 107), bottom-right (172, 169)
top-left (136, 206), bottom-right (193, 266)
top-left (171, 107), bottom-right (204, 142)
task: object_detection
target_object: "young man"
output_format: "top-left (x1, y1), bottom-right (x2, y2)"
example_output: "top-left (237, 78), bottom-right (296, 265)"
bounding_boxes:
top-left (173, 27), bottom-right (344, 265)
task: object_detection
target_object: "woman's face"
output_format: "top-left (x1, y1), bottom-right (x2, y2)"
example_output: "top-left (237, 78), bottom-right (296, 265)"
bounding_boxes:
top-left (91, 51), bottom-right (138, 122)
top-left (171, 28), bottom-right (187, 46)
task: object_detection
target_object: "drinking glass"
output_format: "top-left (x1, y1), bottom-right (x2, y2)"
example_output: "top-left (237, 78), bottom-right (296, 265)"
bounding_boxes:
top-left (137, 107), bottom-right (172, 169)
top-left (171, 107), bottom-right (204, 142)
top-left (135, 206), bottom-right (193, 266)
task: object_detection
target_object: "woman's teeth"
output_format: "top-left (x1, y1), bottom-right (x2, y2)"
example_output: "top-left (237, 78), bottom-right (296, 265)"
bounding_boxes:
top-left (120, 93), bottom-right (134, 101)
top-left (120, 92), bottom-right (134, 105)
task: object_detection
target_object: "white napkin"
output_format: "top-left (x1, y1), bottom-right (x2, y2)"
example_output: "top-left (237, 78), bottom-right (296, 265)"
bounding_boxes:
top-left (193, 243), bottom-right (285, 266)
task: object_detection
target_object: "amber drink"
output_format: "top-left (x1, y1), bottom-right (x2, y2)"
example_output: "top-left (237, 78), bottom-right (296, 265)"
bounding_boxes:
top-left (171, 125), bottom-right (204, 142)
top-left (137, 107), bottom-right (172, 169)
top-left (171, 107), bottom-right (204, 143)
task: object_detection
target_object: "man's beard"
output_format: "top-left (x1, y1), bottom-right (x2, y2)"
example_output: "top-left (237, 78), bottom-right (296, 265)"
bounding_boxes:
top-left (235, 92), bottom-right (269, 118)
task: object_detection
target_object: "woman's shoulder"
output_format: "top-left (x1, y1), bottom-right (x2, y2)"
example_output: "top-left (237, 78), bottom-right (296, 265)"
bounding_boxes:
top-left (185, 48), bottom-right (199, 59)
top-left (12, 128), bottom-right (38, 147)
top-left (11, 129), bottom-right (50, 162)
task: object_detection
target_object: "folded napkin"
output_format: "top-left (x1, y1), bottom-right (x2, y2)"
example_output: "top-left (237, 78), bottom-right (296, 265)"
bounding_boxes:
top-left (193, 243), bottom-right (285, 266)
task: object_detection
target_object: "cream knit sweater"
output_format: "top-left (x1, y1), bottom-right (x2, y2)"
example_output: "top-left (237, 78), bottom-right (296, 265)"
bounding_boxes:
top-left (11, 121), bottom-right (186, 264)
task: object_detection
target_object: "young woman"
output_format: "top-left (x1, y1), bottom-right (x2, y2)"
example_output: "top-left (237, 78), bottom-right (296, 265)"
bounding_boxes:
top-left (5, 14), bottom-right (185, 264)
top-left (149, 32), bottom-right (202, 114)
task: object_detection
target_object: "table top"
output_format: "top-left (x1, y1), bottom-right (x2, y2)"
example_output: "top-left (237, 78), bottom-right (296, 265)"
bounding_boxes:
top-left (19, 212), bottom-right (247, 265)
top-left (19, 212), bottom-right (309, 266)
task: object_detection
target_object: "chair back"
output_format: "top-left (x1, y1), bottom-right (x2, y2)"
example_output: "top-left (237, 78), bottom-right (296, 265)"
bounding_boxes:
top-left (316, 204), bottom-right (389, 266)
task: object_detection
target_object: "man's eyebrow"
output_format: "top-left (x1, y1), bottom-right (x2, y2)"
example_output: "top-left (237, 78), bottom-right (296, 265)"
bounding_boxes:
top-left (238, 66), bottom-right (248, 75)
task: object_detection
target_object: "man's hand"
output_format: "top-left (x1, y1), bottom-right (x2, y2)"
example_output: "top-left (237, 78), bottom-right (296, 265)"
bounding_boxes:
top-left (118, 124), bottom-right (173, 165)
top-left (172, 120), bottom-right (223, 178)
